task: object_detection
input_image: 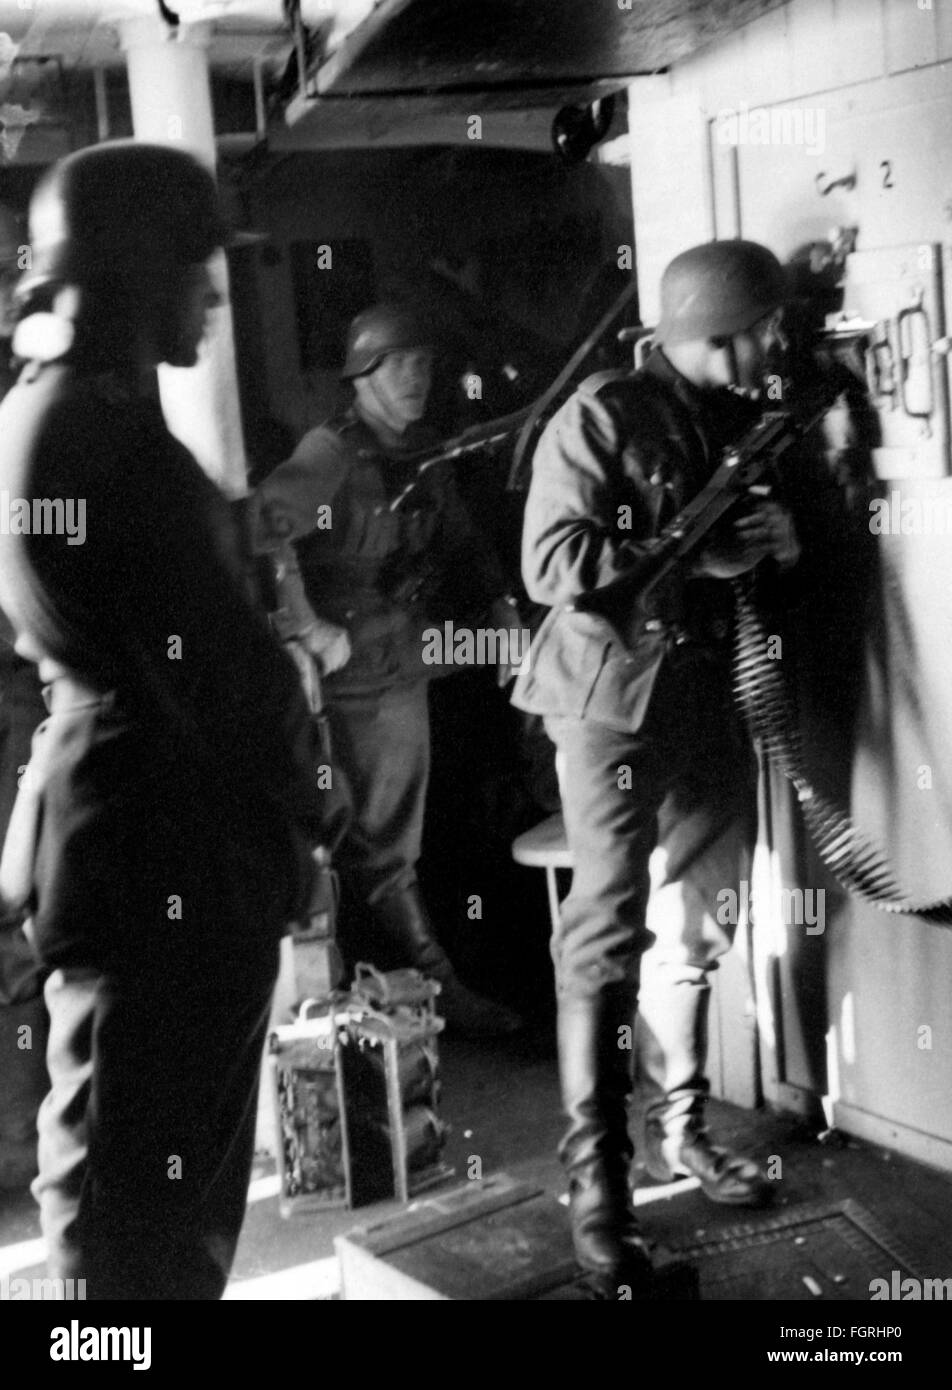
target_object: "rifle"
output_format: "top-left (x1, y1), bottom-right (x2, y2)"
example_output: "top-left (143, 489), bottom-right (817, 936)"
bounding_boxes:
top-left (388, 279), bottom-right (643, 512)
top-left (387, 408), bottom-right (534, 512)
top-left (568, 382), bottom-right (842, 653)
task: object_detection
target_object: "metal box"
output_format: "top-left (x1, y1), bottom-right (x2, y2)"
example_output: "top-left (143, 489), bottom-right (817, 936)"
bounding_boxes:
top-left (268, 966), bottom-right (452, 1214)
top-left (340, 1006), bottom-right (452, 1207)
top-left (269, 1008), bottom-right (352, 1214)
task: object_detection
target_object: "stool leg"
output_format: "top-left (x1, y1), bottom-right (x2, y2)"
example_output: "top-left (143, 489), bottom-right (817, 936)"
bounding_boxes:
top-left (546, 867), bottom-right (562, 934)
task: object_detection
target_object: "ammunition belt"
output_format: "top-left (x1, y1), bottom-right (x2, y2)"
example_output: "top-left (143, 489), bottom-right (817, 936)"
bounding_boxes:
top-left (731, 577), bottom-right (952, 925)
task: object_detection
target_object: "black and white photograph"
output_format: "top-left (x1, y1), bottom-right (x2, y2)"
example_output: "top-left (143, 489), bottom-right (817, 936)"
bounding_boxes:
top-left (0, 0), bottom-right (950, 1354)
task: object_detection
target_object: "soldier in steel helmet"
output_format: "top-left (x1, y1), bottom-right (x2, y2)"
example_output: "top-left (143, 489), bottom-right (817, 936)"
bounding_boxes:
top-left (513, 240), bottom-right (801, 1292)
top-left (0, 141), bottom-right (334, 1298)
top-left (0, 202), bottom-right (50, 1193)
top-left (253, 303), bottom-right (523, 1038)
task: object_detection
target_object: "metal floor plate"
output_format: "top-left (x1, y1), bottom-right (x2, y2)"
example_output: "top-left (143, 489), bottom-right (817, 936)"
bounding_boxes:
top-left (668, 1199), bottom-right (922, 1301)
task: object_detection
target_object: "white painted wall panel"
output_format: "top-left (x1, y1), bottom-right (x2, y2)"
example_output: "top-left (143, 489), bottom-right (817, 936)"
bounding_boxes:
top-left (672, 28), bottom-right (740, 113)
top-left (677, 0), bottom-right (891, 119)
top-left (734, 5), bottom-right (797, 110)
top-left (884, 0), bottom-right (939, 73)
top-left (938, 0), bottom-right (952, 58)
top-left (731, 96), bottom-right (854, 253)
top-left (788, 0), bottom-right (841, 98)
top-left (832, 0), bottom-right (889, 85)
top-left (829, 902), bottom-right (952, 1162)
top-left (627, 77), bottom-right (713, 326)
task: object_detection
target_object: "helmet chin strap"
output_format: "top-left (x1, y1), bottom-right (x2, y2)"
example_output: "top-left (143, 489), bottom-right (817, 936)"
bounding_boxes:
top-left (723, 336), bottom-right (740, 390)
top-left (720, 335), bottom-right (763, 400)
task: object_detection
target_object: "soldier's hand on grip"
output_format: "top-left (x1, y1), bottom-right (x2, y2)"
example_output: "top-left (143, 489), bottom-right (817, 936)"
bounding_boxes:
top-left (695, 501), bottom-right (800, 578)
top-left (733, 500), bottom-right (801, 570)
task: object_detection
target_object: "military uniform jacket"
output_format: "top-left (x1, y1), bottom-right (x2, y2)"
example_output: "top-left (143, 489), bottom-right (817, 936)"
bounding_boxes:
top-left (512, 350), bottom-right (762, 734)
top-left (254, 405), bottom-right (505, 695)
top-left (0, 360), bottom-right (329, 974)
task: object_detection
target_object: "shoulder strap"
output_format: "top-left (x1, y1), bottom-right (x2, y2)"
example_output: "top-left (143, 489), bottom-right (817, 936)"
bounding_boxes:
top-left (583, 364), bottom-right (688, 440)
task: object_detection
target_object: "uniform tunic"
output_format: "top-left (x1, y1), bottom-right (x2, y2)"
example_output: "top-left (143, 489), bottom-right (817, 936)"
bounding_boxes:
top-left (0, 358), bottom-right (327, 1297)
top-left (254, 404), bottom-right (505, 951)
top-left (0, 348), bottom-right (49, 1188)
top-left (513, 349), bottom-right (762, 995)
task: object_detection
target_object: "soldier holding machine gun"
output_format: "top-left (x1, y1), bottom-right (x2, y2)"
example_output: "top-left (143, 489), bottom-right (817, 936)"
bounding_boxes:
top-left (512, 240), bottom-right (803, 1294)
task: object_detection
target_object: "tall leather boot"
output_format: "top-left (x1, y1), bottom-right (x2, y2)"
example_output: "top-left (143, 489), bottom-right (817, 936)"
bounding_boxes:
top-left (637, 971), bottom-right (770, 1206)
top-left (558, 988), bottom-right (654, 1296)
top-left (367, 887), bottom-right (523, 1039)
top-left (0, 993), bottom-right (49, 1190)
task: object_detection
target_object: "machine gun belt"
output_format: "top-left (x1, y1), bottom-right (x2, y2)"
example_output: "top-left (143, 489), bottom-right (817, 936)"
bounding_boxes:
top-left (732, 576), bottom-right (952, 925)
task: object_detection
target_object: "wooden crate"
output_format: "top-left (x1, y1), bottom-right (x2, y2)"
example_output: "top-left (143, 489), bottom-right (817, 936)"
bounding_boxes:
top-left (335, 1172), bottom-right (698, 1301)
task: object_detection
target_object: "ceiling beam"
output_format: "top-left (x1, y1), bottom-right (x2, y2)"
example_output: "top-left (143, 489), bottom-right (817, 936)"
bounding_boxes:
top-left (312, 0), bottom-right (785, 99)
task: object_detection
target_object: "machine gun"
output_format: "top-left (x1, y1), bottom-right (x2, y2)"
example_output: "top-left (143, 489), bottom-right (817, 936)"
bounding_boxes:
top-left (568, 381), bottom-right (842, 653)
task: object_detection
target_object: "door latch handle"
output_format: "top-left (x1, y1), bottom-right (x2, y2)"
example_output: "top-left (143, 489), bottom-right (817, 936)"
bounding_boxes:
top-left (897, 294), bottom-right (934, 435)
top-left (864, 322), bottom-right (898, 409)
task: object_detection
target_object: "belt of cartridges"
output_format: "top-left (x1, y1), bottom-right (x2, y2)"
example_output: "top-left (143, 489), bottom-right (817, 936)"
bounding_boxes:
top-left (731, 578), bottom-right (952, 926)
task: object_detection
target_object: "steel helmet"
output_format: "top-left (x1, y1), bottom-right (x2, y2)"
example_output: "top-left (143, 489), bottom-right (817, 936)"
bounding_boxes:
top-left (18, 139), bottom-right (228, 306)
top-left (654, 239), bottom-right (787, 347)
top-left (341, 303), bottom-right (432, 379)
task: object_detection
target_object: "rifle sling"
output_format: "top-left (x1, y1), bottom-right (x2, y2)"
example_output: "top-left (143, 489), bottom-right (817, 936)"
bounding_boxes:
top-left (506, 279), bottom-right (641, 492)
